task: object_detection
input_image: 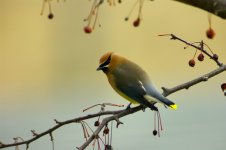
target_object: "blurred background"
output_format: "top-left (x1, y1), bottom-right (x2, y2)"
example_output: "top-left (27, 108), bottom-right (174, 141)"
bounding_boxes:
top-left (1, 0), bottom-right (226, 150)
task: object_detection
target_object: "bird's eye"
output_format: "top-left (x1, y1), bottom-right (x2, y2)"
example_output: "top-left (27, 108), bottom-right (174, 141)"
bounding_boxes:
top-left (100, 55), bottom-right (111, 68)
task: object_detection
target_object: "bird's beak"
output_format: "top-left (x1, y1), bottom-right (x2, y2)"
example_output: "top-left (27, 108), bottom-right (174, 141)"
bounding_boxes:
top-left (96, 66), bottom-right (103, 71)
top-left (96, 65), bottom-right (108, 71)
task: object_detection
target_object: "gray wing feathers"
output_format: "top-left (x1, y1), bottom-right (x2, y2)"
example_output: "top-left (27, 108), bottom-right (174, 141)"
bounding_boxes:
top-left (112, 61), bottom-right (175, 107)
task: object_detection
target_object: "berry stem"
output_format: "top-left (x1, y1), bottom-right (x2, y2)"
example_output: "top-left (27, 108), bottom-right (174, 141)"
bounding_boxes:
top-left (40, 0), bottom-right (46, 15)
top-left (81, 122), bottom-right (88, 141)
top-left (92, 6), bottom-right (99, 29)
top-left (158, 111), bottom-right (163, 131)
top-left (203, 43), bottom-right (214, 55)
top-left (48, 0), bottom-right (52, 15)
top-left (154, 111), bottom-right (156, 131)
top-left (138, 0), bottom-right (144, 20)
top-left (192, 49), bottom-right (198, 59)
top-left (110, 121), bottom-right (113, 146)
top-left (125, 0), bottom-right (139, 21)
top-left (208, 13), bottom-right (212, 28)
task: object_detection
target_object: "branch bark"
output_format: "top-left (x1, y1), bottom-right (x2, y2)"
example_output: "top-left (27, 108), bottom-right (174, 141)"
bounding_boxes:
top-left (162, 64), bottom-right (226, 96)
top-left (0, 110), bottom-right (124, 149)
top-left (173, 0), bottom-right (226, 19)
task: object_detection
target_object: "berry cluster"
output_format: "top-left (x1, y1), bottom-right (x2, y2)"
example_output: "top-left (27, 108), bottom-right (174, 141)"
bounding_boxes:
top-left (83, 0), bottom-right (101, 34)
top-left (187, 42), bottom-right (219, 67)
top-left (188, 53), bottom-right (205, 67)
top-left (83, 0), bottom-right (122, 34)
top-left (124, 0), bottom-right (144, 27)
top-left (40, 0), bottom-right (55, 20)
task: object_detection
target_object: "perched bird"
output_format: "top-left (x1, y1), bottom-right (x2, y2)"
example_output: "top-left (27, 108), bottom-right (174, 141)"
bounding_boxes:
top-left (97, 52), bottom-right (177, 111)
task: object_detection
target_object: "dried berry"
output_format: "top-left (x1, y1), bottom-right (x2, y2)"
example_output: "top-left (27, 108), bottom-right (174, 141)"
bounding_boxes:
top-left (153, 130), bottom-right (157, 136)
top-left (197, 53), bottom-right (204, 61)
top-left (221, 83), bottom-right (226, 92)
top-left (48, 13), bottom-right (54, 19)
top-left (213, 54), bottom-right (219, 61)
top-left (84, 26), bottom-right (92, 34)
top-left (189, 59), bottom-right (195, 67)
top-left (94, 121), bottom-right (100, 127)
top-left (105, 145), bottom-right (113, 150)
top-left (103, 127), bottom-right (109, 135)
top-left (206, 28), bottom-right (215, 39)
top-left (124, 17), bottom-right (129, 21)
top-left (133, 18), bottom-right (140, 27)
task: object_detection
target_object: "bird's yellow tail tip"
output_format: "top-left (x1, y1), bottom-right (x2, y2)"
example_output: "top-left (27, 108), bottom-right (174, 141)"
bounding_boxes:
top-left (170, 104), bottom-right (178, 110)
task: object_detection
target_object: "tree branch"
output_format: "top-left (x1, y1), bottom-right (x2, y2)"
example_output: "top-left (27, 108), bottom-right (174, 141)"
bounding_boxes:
top-left (0, 109), bottom-right (124, 149)
top-left (173, 0), bottom-right (226, 19)
top-left (77, 105), bottom-right (144, 150)
top-left (1, 34), bottom-right (225, 150)
top-left (162, 64), bottom-right (226, 96)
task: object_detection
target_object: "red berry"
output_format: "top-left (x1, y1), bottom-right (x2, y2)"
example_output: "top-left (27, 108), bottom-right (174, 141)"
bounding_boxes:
top-left (48, 13), bottom-right (54, 19)
top-left (213, 54), bottom-right (218, 61)
top-left (84, 26), bottom-right (92, 34)
top-left (221, 83), bottom-right (226, 92)
top-left (188, 59), bottom-right (195, 67)
top-left (133, 18), bottom-right (140, 27)
top-left (206, 28), bottom-right (215, 39)
top-left (197, 53), bottom-right (204, 61)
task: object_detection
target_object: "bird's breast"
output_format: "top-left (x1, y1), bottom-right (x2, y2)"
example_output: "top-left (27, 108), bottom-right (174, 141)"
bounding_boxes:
top-left (107, 74), bottom-right (138, 104)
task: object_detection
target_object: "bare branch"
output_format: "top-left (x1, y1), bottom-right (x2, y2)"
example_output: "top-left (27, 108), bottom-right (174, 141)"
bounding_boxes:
top-left (162, 64), bottom-right (226, 96)
top-left (77, 105), bottom-right (144, 150)
top-left (159, 34), bottom-right (222, 66)
top-left (160, 34), bottom-right (226, 96)
top-left (0, 109), bottom-right (124, 149)
top-left (173, 0), bottom-right (226, 19)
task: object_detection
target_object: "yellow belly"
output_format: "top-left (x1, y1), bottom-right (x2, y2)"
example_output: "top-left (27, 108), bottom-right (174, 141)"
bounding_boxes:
top-left (114, 88), bottom-right (138, 104)
top-left (107, 75), bottom-right (138, 104)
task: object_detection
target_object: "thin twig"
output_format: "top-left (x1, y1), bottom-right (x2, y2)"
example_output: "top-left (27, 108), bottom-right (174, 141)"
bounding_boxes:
top-left (162, 64), bottom-right (226, 96)
top-left (159, 34), bottom-right (223, 66)
top-left (0, 109), bottom-right (124, 149)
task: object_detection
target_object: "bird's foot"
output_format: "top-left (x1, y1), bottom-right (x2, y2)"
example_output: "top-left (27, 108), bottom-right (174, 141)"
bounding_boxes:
top-left (150, 105), bottom-right (158, 112)
top-left (126, 103), bottom-right (132, 110)
top-left (140, 105), bottom-right (146, 112)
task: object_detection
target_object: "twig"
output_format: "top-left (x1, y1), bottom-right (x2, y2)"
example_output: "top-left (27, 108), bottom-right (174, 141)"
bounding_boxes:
top-left (77, 105), bottom-right (144, 150)
top-left (162, 64), bottom-right (226, 96)
top-left (0, 109), bottom-right (124, 149)
top-left (159, 34), bottom-right (223, 66)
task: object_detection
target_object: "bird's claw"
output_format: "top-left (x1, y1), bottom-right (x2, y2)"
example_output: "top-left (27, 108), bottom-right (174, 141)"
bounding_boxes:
top-left (126, 103), bottom-right (132, 110)
top-left (141, 106), bottom-right (146, 112)
top-left (151, 105), bottom-right (158, 111)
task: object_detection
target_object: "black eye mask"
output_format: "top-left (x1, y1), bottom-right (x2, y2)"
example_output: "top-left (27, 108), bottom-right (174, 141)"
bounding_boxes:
top-left (99, 54), bottom-right (111, 68)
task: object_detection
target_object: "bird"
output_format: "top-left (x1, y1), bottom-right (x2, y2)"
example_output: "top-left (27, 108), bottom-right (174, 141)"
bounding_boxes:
top-left (96, 52), bottom-right (177, 111)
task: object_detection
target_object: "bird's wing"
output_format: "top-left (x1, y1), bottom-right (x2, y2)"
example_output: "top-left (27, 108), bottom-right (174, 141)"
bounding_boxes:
top-left (112, 62), bottom-right (177, 110)
top-left (112, 64), bottom-right (156, 107)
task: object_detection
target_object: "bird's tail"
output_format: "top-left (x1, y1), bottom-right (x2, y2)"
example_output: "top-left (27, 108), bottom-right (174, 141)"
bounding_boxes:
top-left (144, 94), bottom-right (177, 110)
top-left (169, 103), bottom-right (177, 110)
top-left (161, 97), bottom-right (177, 110)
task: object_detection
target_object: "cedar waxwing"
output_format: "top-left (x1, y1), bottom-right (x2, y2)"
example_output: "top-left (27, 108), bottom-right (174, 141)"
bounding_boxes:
top-left (97, 52), bottom-right (177, 111)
